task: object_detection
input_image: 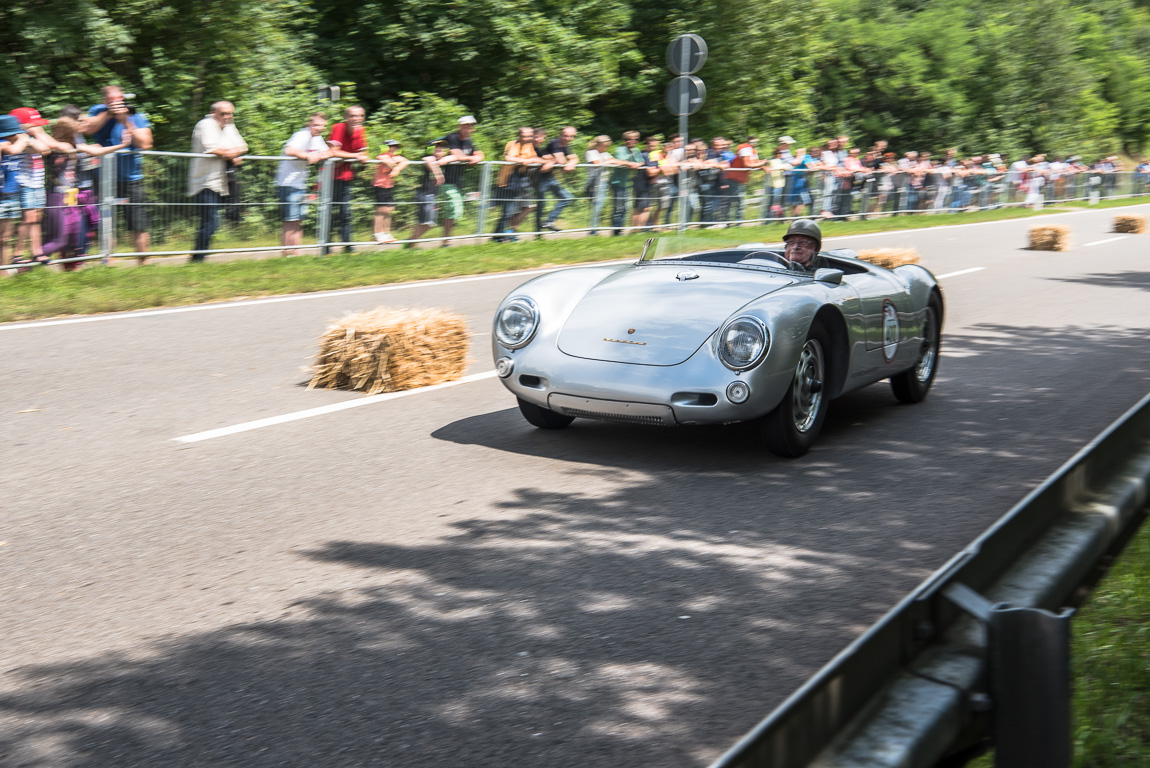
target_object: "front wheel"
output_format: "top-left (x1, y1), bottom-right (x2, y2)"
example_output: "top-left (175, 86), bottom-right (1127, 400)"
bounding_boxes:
top-left (761, 323), bottom-right (831, 458)
top-left (517, 397), bottom-right (574, 429)
top-left (890, 294), bottom-right (942, 404)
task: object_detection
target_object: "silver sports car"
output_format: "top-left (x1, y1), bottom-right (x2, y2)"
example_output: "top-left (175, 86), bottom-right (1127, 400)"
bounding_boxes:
top-left (490, 237), bottom-right (943, 457)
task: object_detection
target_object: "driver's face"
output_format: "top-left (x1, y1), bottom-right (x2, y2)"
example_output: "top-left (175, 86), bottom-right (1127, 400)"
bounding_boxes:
top-left (785, 235), bottom-right (818, 266)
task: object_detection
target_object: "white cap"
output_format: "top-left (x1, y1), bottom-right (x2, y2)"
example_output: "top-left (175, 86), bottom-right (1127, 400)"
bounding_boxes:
top-left (778, 135), bottom-right (795, 144)
top-left (458, 115), bottom-right (477, 125)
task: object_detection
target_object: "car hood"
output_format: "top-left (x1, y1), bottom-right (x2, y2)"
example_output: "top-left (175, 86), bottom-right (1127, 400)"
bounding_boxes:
top-left (557, 264), bottom-right (797, 365)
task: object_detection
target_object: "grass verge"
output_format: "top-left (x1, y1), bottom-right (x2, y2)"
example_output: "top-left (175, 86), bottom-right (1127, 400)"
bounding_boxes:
top-left (971, 519), bottom-right (1150, 767)
top-left (2, 198), bottom-right (1147, 323)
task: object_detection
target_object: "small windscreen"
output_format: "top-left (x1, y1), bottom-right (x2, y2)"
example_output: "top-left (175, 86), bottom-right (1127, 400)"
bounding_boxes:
top-left (639, 235), bottom-right (792, 269)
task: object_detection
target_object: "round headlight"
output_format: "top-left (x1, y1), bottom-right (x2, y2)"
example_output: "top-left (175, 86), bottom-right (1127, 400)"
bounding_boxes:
top-left (494, 297), bottom-right (539, 349)
top-left (718, 316), bottom-right (769, 370)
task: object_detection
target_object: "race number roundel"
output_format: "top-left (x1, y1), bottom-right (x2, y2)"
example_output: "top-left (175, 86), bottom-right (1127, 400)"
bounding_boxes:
top-left (881, 299), bottom-right (900, 363)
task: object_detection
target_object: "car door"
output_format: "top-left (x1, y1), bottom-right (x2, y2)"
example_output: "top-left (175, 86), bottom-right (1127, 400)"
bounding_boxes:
top-left (841, 267), bottom-right (913, 365)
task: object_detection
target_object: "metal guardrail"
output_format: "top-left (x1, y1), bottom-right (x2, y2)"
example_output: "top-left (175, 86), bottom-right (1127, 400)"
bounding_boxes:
top-left (5, 148), bottom-right (1149, 270)
top-left (710, 390), bottom-right (1150, 768)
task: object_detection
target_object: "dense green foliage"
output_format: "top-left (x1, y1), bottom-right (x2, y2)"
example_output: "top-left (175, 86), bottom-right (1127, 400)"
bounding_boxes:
top-left (3, 0), bottom-right (1149, 158)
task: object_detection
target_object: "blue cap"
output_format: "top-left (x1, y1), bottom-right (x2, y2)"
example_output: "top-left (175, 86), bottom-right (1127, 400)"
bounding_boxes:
top-left (0, 115), bottom-right (25, 138)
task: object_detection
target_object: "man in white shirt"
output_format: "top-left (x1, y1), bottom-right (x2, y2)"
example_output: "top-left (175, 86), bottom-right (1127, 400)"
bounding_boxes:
top-left (188, 101), bottom-right (248, 262)
top-left (275, 113), bottom-right (330, 255)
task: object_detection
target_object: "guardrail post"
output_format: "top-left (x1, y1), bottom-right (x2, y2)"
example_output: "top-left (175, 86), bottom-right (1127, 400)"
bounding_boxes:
top-left (317, 159), bottom-right (334, 255)
top-left (475, 162), bottom-right (493, 239)
top-left (99, 152), bottom-right (116, 261)
top-left (989, 604), bottom-right (1074, 768)
top-left (759, 173), bottom-right (772, 221)
top-left (591, 169), bottom-right (608, 235)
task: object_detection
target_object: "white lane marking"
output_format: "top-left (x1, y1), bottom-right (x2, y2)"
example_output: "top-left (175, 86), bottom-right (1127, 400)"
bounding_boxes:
top-left (173, 371), bottom-right (498, 443)
top-left (8, 201), bottom-right (1149, 332)
top-left (1083, 236), bottom-right (1128, 247)
top-left (935, 267), bottom-right (987, 279)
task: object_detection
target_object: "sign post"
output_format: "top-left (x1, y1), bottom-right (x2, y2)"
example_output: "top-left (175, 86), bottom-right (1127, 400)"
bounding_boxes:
top-left (665, 34), bottom-right (707, 232)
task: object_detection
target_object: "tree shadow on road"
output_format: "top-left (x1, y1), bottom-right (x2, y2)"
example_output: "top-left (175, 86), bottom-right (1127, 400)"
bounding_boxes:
top-left (1, 323), bottom-right (1147, 768)
top-left (1050, 271), bottom-right (1150, 292)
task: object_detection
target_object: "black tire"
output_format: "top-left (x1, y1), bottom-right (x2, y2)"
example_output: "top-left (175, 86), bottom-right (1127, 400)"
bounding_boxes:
top-left (517, 397), bottom-right (575, 429)
top-left (761, 322), bottom-right (832, 458)
top-left (891, 293), bottom-right (942, 404)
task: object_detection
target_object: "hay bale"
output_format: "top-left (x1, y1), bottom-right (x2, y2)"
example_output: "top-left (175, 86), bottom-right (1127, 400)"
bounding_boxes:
top-left (1113, 214), bottom-right (1146, 234)
top-left (856, 248), bottom-right (921, 268)
top-left (309, 307), bottom-right (469, 395)
top-left (1028, 225), bottom-right (1072, 251)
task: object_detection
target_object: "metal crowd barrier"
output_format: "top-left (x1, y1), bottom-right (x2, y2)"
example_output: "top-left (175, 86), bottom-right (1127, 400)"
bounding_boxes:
top-left (710, 390), bottom-right (1150, 768)
top-left (5, 150), bottom-right (1150, 269)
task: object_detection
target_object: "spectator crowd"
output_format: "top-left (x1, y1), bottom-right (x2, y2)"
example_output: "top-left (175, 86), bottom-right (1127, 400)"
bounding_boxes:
top-left (2, 87), bottom-right (1149, 270)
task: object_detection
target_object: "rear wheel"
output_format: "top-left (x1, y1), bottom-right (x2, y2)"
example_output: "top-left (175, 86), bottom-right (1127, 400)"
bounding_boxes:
top-left (761, 323), bottom-right (831, 458)
top-left (890, 294), bottom-right (942, 404)
top-left (517, 397), bottom-right (574, 429)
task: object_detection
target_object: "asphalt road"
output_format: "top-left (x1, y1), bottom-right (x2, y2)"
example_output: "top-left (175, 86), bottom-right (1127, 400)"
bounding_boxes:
top-left (2, 204), bottom-right (1149, 767)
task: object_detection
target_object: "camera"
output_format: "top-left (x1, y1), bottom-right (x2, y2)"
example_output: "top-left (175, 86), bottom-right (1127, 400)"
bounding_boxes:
top-left (116, 93), bottom-right (139, 116)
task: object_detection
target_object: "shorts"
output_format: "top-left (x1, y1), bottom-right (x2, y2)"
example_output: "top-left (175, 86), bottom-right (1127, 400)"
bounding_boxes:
top-left (277, 186), bottom-right (308, 222)
top-left (631, 189), bottom-right (651, 212)
top-left (416, 192), bottom-right (438, 227)
top-left (0, 192), bottom-right (19, 219)
top-left (373, 186), bottom-right (395, 207)
top-left (441, 184), bottom-right (464, 220)
top-left (116, 178), bottom-right (149, 232)
top-left (498, 179), bottom-right (533, 216)
top-left (19, 186), bottom-right (46, 211)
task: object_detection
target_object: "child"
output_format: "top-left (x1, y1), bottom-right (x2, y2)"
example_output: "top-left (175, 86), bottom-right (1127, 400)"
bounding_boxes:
top-left (0, 115), bottom-right (29, 270)
top-left (408, 139), bottom-right (447, 244)
top-left (8, 108), bottom-right (56, 267)
top-left (372, 139), bottom-right (408, 243)
top-left (41, 117), bottom-right (126, 270)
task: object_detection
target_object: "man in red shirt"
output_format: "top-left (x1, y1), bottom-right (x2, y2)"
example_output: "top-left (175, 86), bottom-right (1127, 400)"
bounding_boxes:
top-left (721, 136), bottom-right (764, 223)
top-left (326, 105), bottom-right (369, 253)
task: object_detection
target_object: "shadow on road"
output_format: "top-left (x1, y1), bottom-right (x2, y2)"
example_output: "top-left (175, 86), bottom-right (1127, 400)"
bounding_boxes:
top-left (1, 324), bottom-right (1147, 767)
top-left (1051, 270), bottom-right (1150, 292)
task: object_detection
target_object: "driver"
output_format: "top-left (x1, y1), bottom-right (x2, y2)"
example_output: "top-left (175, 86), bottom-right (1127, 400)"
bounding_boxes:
top-left (782, 218), bottom-right (825, 272)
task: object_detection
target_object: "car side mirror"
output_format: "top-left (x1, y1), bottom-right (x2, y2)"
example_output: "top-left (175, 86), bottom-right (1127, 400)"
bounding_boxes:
top-left (814, 268), bottom-right (844, 285)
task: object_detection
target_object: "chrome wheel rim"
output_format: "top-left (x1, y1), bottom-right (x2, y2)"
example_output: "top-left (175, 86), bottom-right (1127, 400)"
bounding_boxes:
top-left (792, 338), bottom-right (824, 433)
top-left (915, 308), bottom-right (938, 383)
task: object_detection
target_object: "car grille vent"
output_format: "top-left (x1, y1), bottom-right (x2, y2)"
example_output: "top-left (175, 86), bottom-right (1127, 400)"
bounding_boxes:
top-left (560, 408), bottom-right (668, 426)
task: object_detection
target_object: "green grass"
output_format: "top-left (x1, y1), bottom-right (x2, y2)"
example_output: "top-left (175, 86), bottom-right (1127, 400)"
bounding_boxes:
top-left (970, 520), bottom-right (1150, 767)
top-left (2, 198), bottom-right (1147, 323)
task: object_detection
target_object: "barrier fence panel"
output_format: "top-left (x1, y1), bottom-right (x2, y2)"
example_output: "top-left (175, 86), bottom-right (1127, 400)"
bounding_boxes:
top-left (5, 151), bottom-right (1149, 270)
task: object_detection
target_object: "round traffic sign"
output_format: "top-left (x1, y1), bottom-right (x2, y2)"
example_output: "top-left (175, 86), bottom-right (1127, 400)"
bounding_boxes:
top-left (665, 75), bottom-right (706, 116)
top-left (666, 34), bottom-right (708, 75)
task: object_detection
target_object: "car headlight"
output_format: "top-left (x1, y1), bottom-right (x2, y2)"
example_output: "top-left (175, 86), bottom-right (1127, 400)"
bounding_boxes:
top-left (717, 316), bottom-right (769, 370)
top-left (494, 297), bottom-right (539, 349)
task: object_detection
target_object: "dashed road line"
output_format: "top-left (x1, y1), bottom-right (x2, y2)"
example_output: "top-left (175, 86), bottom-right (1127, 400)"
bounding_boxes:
top-left (173, 371), bottom-right (498, 444)
top-left (1084, 236), bottom-right (1128, 247)
top-left (935, 267), bottom-right (986, 279)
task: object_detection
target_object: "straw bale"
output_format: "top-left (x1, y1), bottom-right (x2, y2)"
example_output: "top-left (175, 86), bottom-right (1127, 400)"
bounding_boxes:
top-left (309, 307), bottom-right (469, 395)
top-left (1113, 214), bottom-right (1146, 234)
top-left (1028, 225), bottom-right (1072, 251)
top-left (856, 248), bottom-right (921, 269)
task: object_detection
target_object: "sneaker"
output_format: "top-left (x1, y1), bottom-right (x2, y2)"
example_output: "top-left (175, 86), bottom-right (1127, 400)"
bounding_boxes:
top-left (543, 222), bottom-right (561, 232)
top-left (503, 229), bottom-right (518, 243)
top-left (378, 232), bottom-right (397, 243)
top-left (373, 232), bottom-right (387, 243)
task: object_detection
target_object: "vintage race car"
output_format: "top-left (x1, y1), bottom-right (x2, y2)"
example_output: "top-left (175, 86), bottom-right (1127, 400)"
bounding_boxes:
top-left (490, 238), bottom-right (943, 457)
